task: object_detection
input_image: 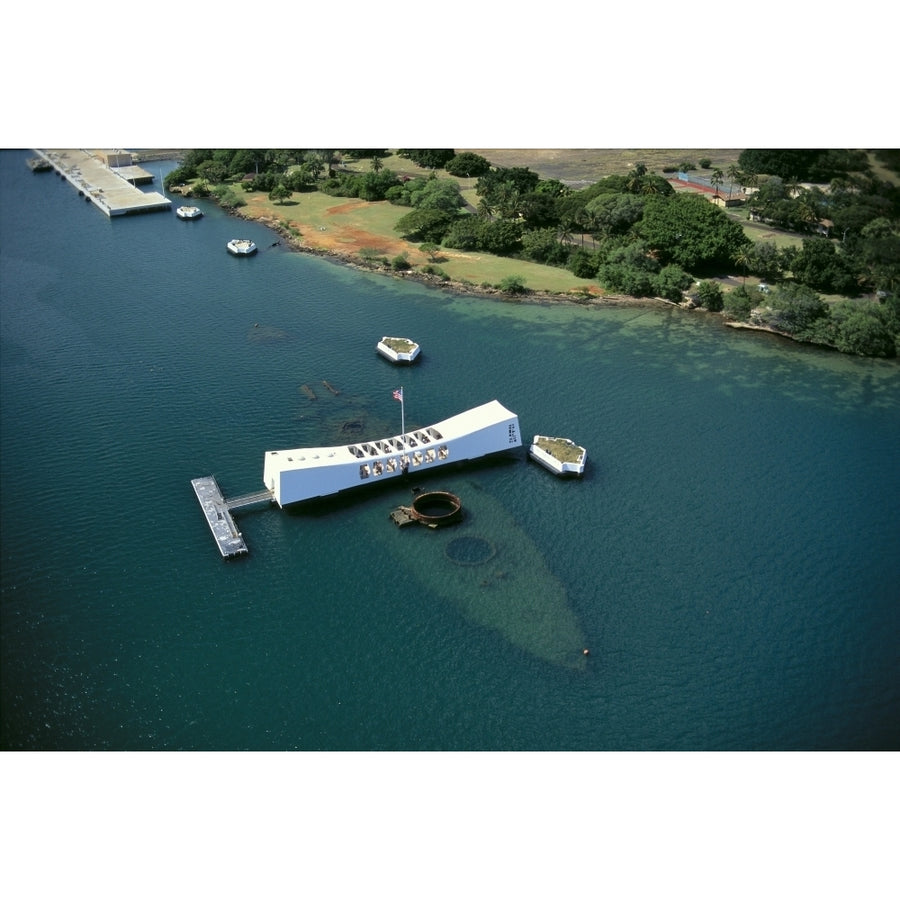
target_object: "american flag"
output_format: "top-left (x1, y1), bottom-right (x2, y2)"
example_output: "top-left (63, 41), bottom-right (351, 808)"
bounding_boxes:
top-left (392, 388), bottom-right (403, 401)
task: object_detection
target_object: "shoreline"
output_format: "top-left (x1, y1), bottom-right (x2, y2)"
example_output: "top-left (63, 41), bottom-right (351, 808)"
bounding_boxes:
top-left (222, 202), bottom-right (892, 360)
top-left (231, 206), bottom-right (675, 312)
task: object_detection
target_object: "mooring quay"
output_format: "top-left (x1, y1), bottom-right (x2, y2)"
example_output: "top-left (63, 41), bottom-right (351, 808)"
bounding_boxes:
top-left (33, 149), bottom-right (171, 217)
top-left (191, 477), bottom-right (273, 559)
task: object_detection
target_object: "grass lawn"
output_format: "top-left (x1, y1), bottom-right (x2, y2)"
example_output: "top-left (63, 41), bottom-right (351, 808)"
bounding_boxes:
top-left (239, 186), bottom-right (601, 295)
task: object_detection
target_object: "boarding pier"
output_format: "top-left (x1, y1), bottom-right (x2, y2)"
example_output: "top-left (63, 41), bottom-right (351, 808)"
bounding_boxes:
top-left (191, 477), bottom-right (273, 559)
top-left (34, 149), bottom-right (171, 217)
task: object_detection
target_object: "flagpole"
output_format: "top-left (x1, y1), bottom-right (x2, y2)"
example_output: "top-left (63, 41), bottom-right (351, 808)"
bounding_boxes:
top-left (400, 385), bottom-right (405, 438)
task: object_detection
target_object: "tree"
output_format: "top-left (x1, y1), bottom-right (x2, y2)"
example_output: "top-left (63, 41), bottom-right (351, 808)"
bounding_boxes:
top-left (655, 264), bottom-right (693, 302)
top-left (748, 241), bottom-right (783, 283)
top-left (792, 237), bottom-right (859, 295)
top-left (303, 152), bottom-right (325, 181)
top-left (445, 152), bottom-right (491, 178)
top-left (585, 193), bottom-right (645, 236)
top-left (761, 283), bottom-right (828, 334)
top-left (723, 286), bottom-right (755, 321)
top-left (475, 167), bottom-right (540, 215)
top-left (393, 208), bottom-right (455, 243)
top-left (710, 169), bottom-right (724, 196)
top-left (521, 228), bottom-right (572, 265)
top-left (479, 219), bottom-right (523, 255)
top-left (733, 245), bottom-right (752, 284)
top-left (856, 218), bottom-right (900, 293)
top-left (419, 242), bottom-right (442, 262)
top-left (196, 159), bottom-right (228, 184)
top-left (737, 150), bottom-right (822, 180)
top-left (638, 194), bottom-right (751, 272)
top-left (829, 300), bottom-right (897, 357)
top-left (268, 183), bottom-right (291, 204)
top-left (568, 249), bottom-right (600, 278)
top-left (410, 178), bottom-right (464, 213)
top-left (397, 149), bottom-right (456, 169)
top-left (625, 162), bottom-right (648, 192)
top-left (444, 216), bottom-right (483, 250)
top-left (229, 149), bottom-right (264, 178)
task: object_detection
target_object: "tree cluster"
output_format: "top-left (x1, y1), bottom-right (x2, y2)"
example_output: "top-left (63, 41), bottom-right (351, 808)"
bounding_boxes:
top-left (735, 151), bottom-right (900, 297)
top-left (725, 282), bottom-right (899, 357)
top-left (389, 159), bottom-right (750, 301)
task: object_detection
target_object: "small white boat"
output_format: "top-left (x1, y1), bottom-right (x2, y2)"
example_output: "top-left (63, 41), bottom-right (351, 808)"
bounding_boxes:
top-left (176, 205), bottom-right (202, 220)
top-left (529, 435), bottom-right (586, 477)
top-left (227, 239), bottom-right (257, 256)
top-left (376, 336), bottom-right (420, 364)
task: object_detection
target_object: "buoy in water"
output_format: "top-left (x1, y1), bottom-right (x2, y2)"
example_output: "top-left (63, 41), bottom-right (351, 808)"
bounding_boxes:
top-left (583, 649), bottom-right (590, 656)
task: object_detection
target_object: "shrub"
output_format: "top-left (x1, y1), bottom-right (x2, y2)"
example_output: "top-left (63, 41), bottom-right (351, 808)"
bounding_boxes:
top-left (697, 280), bottom-right (724, 311)
top-left (569, 249), bottom-right (600, 278)
top-left (359, 248), bottom-right (388, 266)
top-left (212, 185), bottom-right (245, 209)
top-left (655, 264), bottom-right (694, 302)
top-left (443, 217), bottom-right (482, 251)
top-left (829, 300), bottom-right (897, 357)
top-left (521, 228), bottom-right (571, 265)
top-left (391, 253), bottom-right (411, 271)
top-left (499, 275), bottom-right (527, 295)
top-left (723, 287), bottom-right (754, 321)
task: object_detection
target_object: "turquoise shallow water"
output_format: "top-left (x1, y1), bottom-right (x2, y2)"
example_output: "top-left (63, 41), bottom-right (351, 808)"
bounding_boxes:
top-left (2, 149), bottom-right (899, 750)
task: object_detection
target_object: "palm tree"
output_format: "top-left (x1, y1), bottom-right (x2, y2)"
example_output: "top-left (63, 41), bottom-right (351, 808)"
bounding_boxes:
top-left (557, 215), bottom-right (576, 246)
top-left (733, 245), bottom-right (752, 284)
top-left (710, 168), bottom-right (724, 197)
top-left (727, 165), bottom-right (742, 199)
top-left (577, 208), bottom-right (600, 249)
top-left (625, 162), bottom-right (647, 193)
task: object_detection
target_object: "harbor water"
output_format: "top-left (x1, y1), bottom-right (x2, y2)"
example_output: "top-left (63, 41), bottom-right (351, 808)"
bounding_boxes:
top-left (2, 149), bottom-right (899, 750)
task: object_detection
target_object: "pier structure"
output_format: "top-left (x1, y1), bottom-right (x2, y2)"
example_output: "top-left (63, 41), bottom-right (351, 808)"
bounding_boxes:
top-left (191, 477), bottom-right (273, 559)
top-left (34, 149), bottom-right (171, 217)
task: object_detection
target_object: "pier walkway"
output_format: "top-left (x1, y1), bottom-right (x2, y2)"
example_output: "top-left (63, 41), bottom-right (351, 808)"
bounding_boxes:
top-left (34, 149), bottom-right (171, 217)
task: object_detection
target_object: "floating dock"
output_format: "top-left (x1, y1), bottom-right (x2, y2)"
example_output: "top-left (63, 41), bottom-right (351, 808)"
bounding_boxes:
top-left (34, 149), bottom-right (171, 217)
top-left (191, 477), bottom-right (273, 558)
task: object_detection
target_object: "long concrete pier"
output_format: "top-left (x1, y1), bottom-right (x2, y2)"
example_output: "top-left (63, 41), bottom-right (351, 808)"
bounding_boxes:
top-left (34, 149), bottom-right (171, 217)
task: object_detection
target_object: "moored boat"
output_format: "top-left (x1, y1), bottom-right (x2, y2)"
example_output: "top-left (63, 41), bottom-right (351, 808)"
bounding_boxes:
top-left (376, 336), bottom-right (421, 364)
top-left (176, 205), bottom-right (203, 219)
top-left (529, 435), bottom-right (586, 476)
top-left (227, 238), bottom-right (257, 256)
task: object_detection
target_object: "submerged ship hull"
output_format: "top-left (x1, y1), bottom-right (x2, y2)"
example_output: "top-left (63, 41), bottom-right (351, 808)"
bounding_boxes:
top-left (263, 400), bottom-right (522, 507)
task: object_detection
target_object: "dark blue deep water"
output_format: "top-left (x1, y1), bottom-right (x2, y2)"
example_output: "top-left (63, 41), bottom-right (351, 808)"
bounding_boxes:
top-left (2, 149), bottom-right (899, 750)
